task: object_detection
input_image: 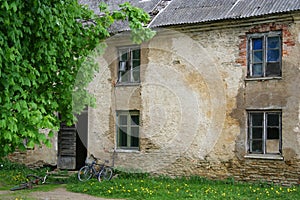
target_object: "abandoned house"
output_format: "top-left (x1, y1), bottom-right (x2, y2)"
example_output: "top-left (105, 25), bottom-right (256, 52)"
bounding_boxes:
top-left (10, 0), bottom-right (300, 185)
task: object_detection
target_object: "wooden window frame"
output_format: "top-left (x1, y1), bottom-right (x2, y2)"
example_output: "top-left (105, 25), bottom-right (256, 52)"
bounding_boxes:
top-left (116, 110), bottom-right (140, 150)
top-left (247, 31), bottom-right (282, 78)
top-left (247, 110), bottom-right (282, 155)
top-left (117, 46), bottom-right (140, 84)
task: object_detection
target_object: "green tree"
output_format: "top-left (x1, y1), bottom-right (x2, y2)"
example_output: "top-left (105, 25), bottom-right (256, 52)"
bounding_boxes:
top-left (0, 0), bottom-right (155, 157)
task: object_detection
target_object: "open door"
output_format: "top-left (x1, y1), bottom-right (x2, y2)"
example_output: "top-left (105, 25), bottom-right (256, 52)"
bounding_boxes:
top-left (57, 123), bottom-right (77, 169)
top-left (57, 109), bottom-right (88, 170)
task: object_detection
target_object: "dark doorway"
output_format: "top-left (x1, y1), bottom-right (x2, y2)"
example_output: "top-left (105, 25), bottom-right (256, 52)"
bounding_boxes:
top-left (57, 109), bottom-right (88, 170)
top-left (75, 109), bottom-right (88, 169)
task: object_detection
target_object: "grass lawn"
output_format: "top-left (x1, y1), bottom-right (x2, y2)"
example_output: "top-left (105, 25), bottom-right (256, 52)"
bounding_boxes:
top-left (67, 174), bottom-right (299, 200)
top-left (1, 160), bottom-right (299, 200)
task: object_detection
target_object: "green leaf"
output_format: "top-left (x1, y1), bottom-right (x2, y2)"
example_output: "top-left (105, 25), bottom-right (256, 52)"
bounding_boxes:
top-left (3, 131), bottom-right (12, 141)
top-left (27, 140), bottom-right (35, 149)
top-left (48, 131), bottom-right (54, 138)
top-left (3, 1), bottom-right (9, 10)
top-left (0, 120), bottom-right (7, 128)
top-left (11, 2), bottom-right (17, 12)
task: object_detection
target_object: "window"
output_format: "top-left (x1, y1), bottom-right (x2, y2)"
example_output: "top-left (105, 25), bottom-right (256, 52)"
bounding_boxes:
top-left (248, 111), bottom-right (282, 154)
top-left (116, 110), bottom-right (140, 150)
top-left (118, 46), bottom-right (140, 83)
top-left (247, 32), bottom-right (282, 78)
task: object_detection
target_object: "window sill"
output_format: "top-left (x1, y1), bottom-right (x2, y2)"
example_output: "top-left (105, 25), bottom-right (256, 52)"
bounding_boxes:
top-left (244, 77), bottom-right (282, 81)
top-left (115, 149), bottom-right (140, 153)
top-left (115, 82), bottom-right (140, 87)
top-left (244, 154), bottom-right (284, 160)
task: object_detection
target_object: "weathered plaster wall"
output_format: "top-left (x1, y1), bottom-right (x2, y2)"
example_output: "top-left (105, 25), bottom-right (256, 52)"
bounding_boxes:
top-left (8, 130), bottom-right (57, 168)
top-left (88, 15), bottom-right (300, 185)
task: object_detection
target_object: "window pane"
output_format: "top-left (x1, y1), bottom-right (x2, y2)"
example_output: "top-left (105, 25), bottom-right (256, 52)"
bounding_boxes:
top-left (132, 49), bottom-right (140, 60)
top-left (119, 61), bottom-right (128, 72)
top-left (267, 114), bottom-right (279, 126)
top-left (132, 60), bottom-right (140, 68)
top-left (267, 37), bottom-right (280, 48)
top-left (266, 62), bottom-right (280, 76)
top-left (251, 140), bottom-right (263, 153)
top-left (253, 51), bottom-right (263, 63)
top-left (252, 38), bottom-right (263, 50)
top-left (118, 129), bottom-right (127, 147)
top-left (252, 128), bottom-right (263, 139)
top-left (119, 115), bottom-right (127, 126)
top-left (267, 128), bottom-right (279, 139)
top-left (251, 113), bottom-right (263, 126)
top-left (119, 71), bottom-right (129, 82)
top-left (131, 134), bottom-right (139, 147)
top-left (120, 51), bottom-right (128, 61)
top-left (252, 64), bottom-right (263, 76)
top-left (132, 69), bottom-right (140, 82)
top-left (267, 50), bottom-right (279, 62)
top-left (131, 115), bottom-right (139, 126)
top-left (131, 127), bottom-right (139, 138)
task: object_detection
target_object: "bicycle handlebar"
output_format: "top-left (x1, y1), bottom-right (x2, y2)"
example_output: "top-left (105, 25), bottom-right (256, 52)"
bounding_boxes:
top-left (90, 154), bottom-right (101, 161)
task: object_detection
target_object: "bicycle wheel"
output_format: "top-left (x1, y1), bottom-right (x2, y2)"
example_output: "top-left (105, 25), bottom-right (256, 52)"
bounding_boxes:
top-left (98, 167), bottom-right (113, 182)
top-left (78, 166), bottom-right (93, 181)
top-left (10, 182), bottom-right (32, 191)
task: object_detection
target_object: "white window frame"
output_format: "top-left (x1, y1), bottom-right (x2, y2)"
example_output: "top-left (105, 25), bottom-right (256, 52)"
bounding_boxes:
top-left (247, 31), bottom-right (282, 78)
top-left (117, 46), bottom-right (140, 84)
top-left (247, 110), bottom-right (282, 155)
top-left (116, 110), bottom-right (140, 150)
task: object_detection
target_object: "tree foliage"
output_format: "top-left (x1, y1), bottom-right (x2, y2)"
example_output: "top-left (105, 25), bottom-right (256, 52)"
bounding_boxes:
top-left (0, 0), bottom-right (155, 157)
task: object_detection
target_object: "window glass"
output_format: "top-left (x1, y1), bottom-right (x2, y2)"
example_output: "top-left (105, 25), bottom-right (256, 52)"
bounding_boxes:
top-left (267, 114), bottom-right (279, 126)
top-left (132, 49), bottom-right (140, 60)
top-left (132, 60), bottom-right (140, 68)
top-left (118, 46), bottom-right (140, 84)
top-left (248, 32), bottom-right (281, 78)
top-left (252, 64), bottom-right (263, 76)
top-left (267, 50), bottom-right (280, 62)
top-left (266, 63), bottom-right (280, 76)
top-left (248, 111), bottom-right (282, 155)
top-left (119, 115), bottom-right (127, 126)
top-left (253, 51), bottom-right (263, 63)
top-left (131, 134), bottom-right (139, 147)
top-left (251, 140), bottom-right (263, 153)
top-left (253, 38), bottom-right (263, 50)
top-left (252, 128), bottom-right (263, 139)
top-left (119, 129), bottom-right (127, 147)
top-left (267, 128), bottom-right (279, 139)
top-left (267, 37), bottom-right (279, 48)
top-left (251, 113), bottom-right (263, 126)
top-left (120, 51), bottom-right (128, 61)
top-left (117, 111), bottom-right (140, 150)
top-left (131, 115), bottom-right (139, 126)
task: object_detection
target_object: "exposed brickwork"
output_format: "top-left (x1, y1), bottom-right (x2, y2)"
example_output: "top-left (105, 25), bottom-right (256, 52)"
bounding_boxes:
top-left (163, 157), bottom-right (300, 186)
top-left (236, 23), bottom-right (296, 67)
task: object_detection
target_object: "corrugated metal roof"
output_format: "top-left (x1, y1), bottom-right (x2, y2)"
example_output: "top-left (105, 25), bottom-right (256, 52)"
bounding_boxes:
top-left (78, 0), bottom-right (161, 15)
top-left (149, 0), bottom-right (300, 27)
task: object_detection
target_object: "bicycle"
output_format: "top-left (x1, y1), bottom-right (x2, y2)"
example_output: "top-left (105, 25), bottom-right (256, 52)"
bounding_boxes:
top-left (10, 171), bottom-right (50, 191)
top-left (77, 154), bottom-right (113, 182)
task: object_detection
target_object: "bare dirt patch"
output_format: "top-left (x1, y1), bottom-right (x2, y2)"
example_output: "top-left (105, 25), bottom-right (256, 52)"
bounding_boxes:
top-left (0, 187), bottom-right (124, 200)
